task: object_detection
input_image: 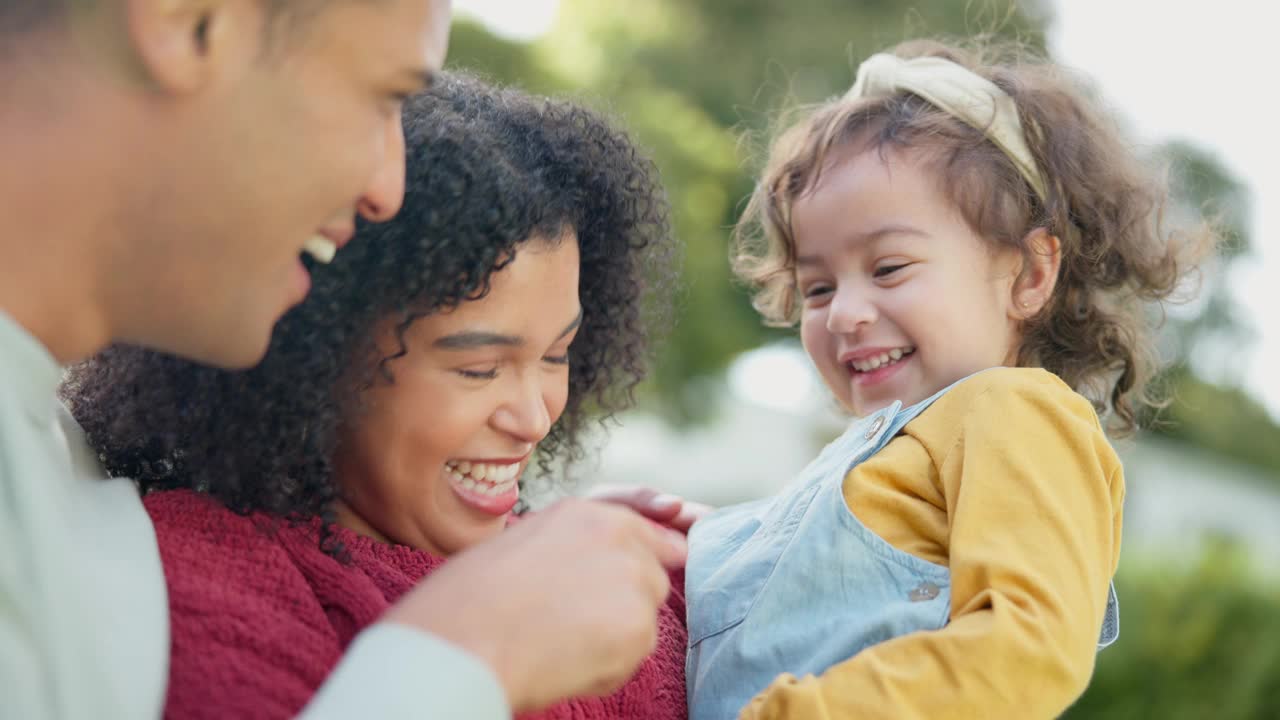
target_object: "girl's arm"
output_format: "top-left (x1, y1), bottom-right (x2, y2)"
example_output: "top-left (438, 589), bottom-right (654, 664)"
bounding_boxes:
top-left (741, 372), bottom-right (1124, 720)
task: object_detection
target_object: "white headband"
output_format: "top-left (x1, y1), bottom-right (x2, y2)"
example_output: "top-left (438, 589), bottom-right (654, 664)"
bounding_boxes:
top-left (845, 53), bottom-right (1048, 202)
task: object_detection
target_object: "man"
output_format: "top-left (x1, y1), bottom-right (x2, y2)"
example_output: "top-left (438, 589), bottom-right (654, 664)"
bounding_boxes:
top-left (0, 1), bottom-right (687, 717)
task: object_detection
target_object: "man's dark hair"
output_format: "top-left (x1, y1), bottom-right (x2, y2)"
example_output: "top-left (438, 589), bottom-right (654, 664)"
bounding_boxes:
top-left (1, 1), bottom-right (332, 44)
top-left (0, 0), bottom-right (61, 35)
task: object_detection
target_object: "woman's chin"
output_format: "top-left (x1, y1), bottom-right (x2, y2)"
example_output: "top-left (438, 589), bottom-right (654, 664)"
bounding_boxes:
top-left (438, 518), bottom-right (510, 556)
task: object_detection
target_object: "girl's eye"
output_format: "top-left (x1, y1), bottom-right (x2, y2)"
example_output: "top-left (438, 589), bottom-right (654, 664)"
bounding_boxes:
top-left (456, 367), bottom-right (498, 380)
top-left (802, 284), bottom-right (833, 299)
top-left (874, 263), bottom-right (909, 278)
top-left (544, 354), bottom-right (570, 366)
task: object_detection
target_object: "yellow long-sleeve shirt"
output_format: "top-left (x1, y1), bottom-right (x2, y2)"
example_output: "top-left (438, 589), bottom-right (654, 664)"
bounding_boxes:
top-left (741, 368), bottom-right (1125, 720)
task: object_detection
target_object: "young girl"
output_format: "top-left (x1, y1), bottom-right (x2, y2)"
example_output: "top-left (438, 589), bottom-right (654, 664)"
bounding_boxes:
top-left (686, 40), bottom-right (1211, 719)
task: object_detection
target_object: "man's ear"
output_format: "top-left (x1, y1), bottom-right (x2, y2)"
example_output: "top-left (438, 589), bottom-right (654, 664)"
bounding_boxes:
top-left (1010, 227), bottom-right (1061, 320)
top-left (123, 0), bottom-right (255, 93)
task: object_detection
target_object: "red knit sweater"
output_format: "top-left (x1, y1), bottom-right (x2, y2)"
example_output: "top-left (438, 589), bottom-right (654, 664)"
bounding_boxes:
top-left (146, 489), bottom-right (688, 720)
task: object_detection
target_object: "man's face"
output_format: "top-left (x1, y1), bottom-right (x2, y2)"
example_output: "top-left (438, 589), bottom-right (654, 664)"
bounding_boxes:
top-left (117, 0), bottom-right (451, 367)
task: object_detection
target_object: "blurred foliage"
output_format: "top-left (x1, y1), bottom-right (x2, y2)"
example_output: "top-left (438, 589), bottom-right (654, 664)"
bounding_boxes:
top-left (1065, 542), bottom-right (1280, 719)
top-left (1157, 139), bottom-right (1254, 364)
top-left (1153, 365), bottom-right (1280, 475)
top-left (1146, 141), bottom-right (1280, 479)
top-left (444, 0), bottom-right (1280, 473)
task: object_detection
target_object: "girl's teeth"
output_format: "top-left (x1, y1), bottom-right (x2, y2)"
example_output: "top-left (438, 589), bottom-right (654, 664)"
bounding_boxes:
top-left (852, 347), bottom-right (913, 372)
top-left (462, 478), bottom-right (477, 491)
top-left (471, 464), bottom-right (488, 480)
top-left (457, 461), bottom-right (472, 474)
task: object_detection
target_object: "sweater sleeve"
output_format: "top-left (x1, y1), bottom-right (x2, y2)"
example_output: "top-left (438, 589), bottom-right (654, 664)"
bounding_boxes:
top-left (153, 490), bottom-right (514, 720)
top-left (148, 491), bottom-right (348, 720)
top-left (740, 372), bottom-right (1125, 720)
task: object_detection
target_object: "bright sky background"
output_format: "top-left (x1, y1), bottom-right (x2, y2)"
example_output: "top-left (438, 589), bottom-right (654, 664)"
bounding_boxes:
top-left (454, 0), bottom-right (1280, 418)
top-left (453, 0), bottom-right (559, 41)
top-left (1047, 0), bottom-right (1277, 419)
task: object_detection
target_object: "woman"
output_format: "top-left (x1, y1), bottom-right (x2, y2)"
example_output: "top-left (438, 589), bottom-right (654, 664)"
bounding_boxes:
top-left (62, 73), bottom-right (685, 720)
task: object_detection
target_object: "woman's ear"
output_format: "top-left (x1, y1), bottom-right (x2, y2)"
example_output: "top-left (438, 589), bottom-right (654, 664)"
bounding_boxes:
top-left (1010, 228), bottom-right (1061, 320)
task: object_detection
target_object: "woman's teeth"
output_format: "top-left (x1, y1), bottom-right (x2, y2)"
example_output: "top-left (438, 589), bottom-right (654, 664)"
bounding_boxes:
top-left (850, 346), bottom-right (915, 372)
top-left (445, 460), bottom-right (521, 495)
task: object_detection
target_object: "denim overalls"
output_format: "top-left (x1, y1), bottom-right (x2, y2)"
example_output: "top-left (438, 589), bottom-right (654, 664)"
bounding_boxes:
top-left (685, 377), bottom-right (1120, 720)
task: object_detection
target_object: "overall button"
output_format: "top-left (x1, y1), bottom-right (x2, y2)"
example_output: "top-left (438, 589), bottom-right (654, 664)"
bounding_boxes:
top-left (908, 581), bottom-right (941, 602)
top-left (864, 415), bottom-right (885, 440)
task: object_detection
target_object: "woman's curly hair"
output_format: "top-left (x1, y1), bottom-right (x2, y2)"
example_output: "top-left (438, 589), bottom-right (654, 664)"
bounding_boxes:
top-left (61, 72), bottom-right (676, 522)
top-left (733, 38), bottom-right (1215, 434)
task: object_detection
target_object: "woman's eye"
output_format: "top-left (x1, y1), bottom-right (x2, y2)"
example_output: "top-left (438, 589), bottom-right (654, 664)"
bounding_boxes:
top-left (544, 354), bottom-right (571, 366)
top-left (456, 367), bottom-right (499, 380)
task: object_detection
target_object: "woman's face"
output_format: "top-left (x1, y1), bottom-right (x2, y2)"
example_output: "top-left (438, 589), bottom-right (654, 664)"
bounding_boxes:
top-left (333, 232), bottom-right (581, 555)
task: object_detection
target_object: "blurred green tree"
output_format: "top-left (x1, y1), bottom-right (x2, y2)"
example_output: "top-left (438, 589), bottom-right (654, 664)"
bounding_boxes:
top-left (1146, 142), bottom-right (1280, 475)
top-left (1157, 139), bottom-right (1253, 372)
top-left (1064, 545), bottom-right (1280, 719)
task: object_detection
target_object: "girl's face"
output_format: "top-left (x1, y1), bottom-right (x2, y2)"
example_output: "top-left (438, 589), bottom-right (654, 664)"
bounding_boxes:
top-left (791, 146), bottom-right (1024, 416)
top-left (333, 233), bottom-right (581, 555)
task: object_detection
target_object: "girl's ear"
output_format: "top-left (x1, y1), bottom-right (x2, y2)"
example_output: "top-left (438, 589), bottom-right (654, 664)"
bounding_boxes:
top-left (1011, 228), bottom-right (1061, 320)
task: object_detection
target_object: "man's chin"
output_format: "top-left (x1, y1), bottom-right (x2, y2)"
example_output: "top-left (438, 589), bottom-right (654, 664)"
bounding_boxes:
top-left (157, 318), bottom-right (274, 370)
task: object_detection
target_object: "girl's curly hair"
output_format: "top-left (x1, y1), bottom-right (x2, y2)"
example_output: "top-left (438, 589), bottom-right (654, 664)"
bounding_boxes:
top-left (61, 72), bottom-right (676, 522)
top-left (733, 38), bottom-right (1215, 434)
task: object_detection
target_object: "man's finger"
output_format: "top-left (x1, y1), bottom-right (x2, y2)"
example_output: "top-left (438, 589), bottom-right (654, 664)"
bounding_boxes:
top-left (641, 516), bottom-right (688, 571)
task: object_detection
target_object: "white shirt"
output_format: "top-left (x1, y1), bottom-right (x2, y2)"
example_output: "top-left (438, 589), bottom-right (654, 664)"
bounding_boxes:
top-left (1, 312), bottom-right (510, 719)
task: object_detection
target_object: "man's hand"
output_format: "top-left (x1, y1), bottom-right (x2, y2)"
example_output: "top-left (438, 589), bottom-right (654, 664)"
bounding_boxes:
top-left (587, 484), bottom-right (715, 534)
top-left (382, 498), bottom-right (687, 712)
